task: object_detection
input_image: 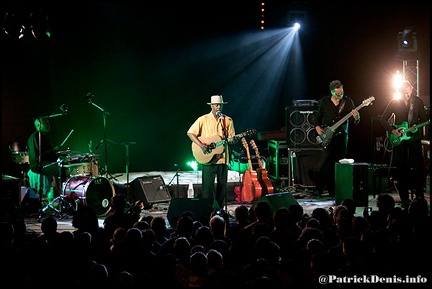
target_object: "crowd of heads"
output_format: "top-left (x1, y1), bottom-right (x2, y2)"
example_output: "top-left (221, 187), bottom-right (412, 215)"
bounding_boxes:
top-left (1, 193), bottom-right (430, 288)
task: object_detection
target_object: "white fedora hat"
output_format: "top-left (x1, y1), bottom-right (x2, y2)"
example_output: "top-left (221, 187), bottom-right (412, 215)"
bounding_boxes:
top-left (207, 95), bottom-right (227, 105)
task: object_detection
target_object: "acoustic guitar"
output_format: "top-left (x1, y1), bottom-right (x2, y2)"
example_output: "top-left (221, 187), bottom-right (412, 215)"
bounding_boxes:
top-left (191, 129), bottom-right (256, 164)
top-left (250, 139), bottom-right (274, 196)
top-left (240, 137), bottom-right (262, 203)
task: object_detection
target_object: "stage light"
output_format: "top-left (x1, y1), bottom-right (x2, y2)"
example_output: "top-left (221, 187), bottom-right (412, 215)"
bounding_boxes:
top-left (2, 11), bottom-right (50, 41)
top-left (2, 12), bottom-right (25, 40)
top-left (397, 26), bottom-right (417, 52)
top-left (29, 12), bottom-right (51, 40)
top-left (187, 161), bottom-right (198, 171)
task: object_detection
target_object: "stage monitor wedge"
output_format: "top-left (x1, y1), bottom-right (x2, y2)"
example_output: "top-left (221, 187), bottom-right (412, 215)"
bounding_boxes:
top-left (130, 175), bottom-right (171, 208)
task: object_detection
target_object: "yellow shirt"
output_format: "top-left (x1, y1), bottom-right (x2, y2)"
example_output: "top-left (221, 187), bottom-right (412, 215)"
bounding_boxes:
top-left (187, 112), bottom-right (236, 164)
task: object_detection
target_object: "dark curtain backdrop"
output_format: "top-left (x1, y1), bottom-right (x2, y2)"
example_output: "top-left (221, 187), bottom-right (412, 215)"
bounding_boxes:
top-left (2, 2), bottom-right (429, 177)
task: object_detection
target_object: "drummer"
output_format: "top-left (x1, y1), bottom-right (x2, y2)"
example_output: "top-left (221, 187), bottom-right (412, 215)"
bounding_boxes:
top-left (27, 118), bottom-right (66, 206)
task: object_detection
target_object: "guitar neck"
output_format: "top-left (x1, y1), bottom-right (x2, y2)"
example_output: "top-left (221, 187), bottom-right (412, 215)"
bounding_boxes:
top-left (329, 102), bottom-right (364, 131)
top-left (215, 131), bottom-right (251, 147)
top-left (246, 149), bottom-right (253, 170)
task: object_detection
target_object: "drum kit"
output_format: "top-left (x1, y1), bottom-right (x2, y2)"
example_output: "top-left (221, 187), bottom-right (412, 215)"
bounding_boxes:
top-left (10, 144), bottom-right (114, 217)
top-left (58, 151), bottom-right (113, 216)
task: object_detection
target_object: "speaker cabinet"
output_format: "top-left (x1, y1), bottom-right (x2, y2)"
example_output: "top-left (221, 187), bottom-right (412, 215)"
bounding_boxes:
top-left (167, 198), bottom-right (216, 227)
top-left (251, 192), bottom-right (299, 214)
top-left (290, 148), bottom-right (323, 188)
top-left (335, 163), bottom-right (369, 207)
top-left (285, 106), bottom-right (319, 148)
top-left (130, 175), bottom-right (171, 208)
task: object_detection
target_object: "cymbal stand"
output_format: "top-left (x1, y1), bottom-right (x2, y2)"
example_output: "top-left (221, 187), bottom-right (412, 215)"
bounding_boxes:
top-left (42, 159), bottom-right (73, 218)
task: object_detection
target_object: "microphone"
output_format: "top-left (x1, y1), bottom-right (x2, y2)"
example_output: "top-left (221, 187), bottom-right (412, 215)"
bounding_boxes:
top-left (95, 139), bottom-right (104, 150)
top-left (158, 185), bottom-right (168, 190)
top-left (60, 104), bottom-right (71, 114)
top-left (85, 93), bottom-right (94, 103)
top-left (216, 111), bottom-right (223, 118)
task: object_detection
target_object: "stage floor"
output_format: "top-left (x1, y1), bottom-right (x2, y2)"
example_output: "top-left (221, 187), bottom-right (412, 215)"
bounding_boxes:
top-left (20, 170), bottom-right (429, 236)
top-left (109, 170), bottom-right (242, 185)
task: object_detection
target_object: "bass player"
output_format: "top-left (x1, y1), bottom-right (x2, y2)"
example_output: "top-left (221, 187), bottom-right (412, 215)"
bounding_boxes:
top-left (314, 80), bottom-right (360, 197)
top-left (187, 94), bottom-right (237, 210)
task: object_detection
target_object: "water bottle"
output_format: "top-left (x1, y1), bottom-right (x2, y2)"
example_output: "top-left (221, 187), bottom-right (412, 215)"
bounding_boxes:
top-left (187, 181), bottom-right (194, 198)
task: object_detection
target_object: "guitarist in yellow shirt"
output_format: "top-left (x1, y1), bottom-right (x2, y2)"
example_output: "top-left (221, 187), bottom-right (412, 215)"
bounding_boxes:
top-left (380, 80), bottom-right (429, 208)
top-left (187, 95), bottom-right (237, 210)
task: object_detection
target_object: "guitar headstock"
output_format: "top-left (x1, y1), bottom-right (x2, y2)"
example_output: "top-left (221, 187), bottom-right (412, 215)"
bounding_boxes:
top-left (244, 129), bottom-right (257, 136)
top-left (363, 96), bottom-right (375, 106)
top-left (250, 139), bottom-right (258, 152)
top-left (241, 137), bottom-right (248, 149)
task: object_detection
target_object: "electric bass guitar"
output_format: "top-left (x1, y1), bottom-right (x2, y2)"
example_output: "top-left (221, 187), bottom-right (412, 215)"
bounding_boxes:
top-left (240, 137), bottom-right (262, 203)
top-left (250, 139), bottom-right (274, 196)
top-left (192, 129), bottom-right (256, 164)
top-left (316, 96), bottom-right (375, 148)
top-left (389, 119), bottom-right (430, 147)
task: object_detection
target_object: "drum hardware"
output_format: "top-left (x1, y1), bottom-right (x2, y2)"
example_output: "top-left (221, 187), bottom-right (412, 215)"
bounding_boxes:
top-left (42, 194), bottom-right (74, 218)
top-left (42, 159), bottom-right (74, 219)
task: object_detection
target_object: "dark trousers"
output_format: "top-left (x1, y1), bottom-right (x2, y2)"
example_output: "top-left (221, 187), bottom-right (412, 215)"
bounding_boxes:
top-left (391, 140), bottom-right (425, 201)
top-left (201, 164), bottom-right (228, 209)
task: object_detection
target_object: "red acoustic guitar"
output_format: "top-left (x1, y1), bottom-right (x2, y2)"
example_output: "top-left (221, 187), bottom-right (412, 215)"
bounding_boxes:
top-left (250, 139), bottom-right (274, 196)
top-left (240, 137), bottom-right (262, 203)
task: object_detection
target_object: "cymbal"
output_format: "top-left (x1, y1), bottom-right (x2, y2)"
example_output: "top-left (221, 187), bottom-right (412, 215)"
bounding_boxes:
top-left (87, 153), bottom-right (100, 158)
top-left (63, 162), bottom-right (88, 168)
top-left (68, 153), bottom-right (100, 159)
top-left (56, 150), bottom-right (80, 155)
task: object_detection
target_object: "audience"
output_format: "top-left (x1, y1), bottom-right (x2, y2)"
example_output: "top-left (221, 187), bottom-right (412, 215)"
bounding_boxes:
top-left (2, 192), bottom-right (430, 288)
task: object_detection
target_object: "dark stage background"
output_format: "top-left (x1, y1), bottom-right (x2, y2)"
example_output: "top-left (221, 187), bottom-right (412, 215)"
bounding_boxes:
top-left (2, 1), bottom-right (430, 177)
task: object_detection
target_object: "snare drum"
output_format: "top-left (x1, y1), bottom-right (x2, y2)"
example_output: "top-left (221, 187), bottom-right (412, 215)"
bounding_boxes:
top-left (64, 160), bottom-right (99, 177)
top-left (63, 176), bottom-right (113, 216)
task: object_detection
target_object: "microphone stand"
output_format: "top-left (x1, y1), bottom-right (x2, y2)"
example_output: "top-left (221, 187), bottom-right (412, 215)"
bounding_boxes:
top-left (88, 99), bottom-right (111, 178)
top-left (166, 168), bottom-right (181, 198)
top-left (120, 141), bottom-right (136, 197)
top-left (220, 117), bottom-right (229, 212)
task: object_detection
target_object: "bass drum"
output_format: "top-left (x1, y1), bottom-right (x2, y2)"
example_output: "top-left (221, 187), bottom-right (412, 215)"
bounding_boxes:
top-left (63, 176), bottom-right (114, 216)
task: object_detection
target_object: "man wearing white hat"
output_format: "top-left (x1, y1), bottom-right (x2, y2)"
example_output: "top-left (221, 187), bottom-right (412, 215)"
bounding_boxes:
top-left (187, 94), bottom-right (236, 210)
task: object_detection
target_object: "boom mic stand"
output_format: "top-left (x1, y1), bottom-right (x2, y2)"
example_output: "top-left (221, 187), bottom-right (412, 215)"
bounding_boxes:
top-left (87, 96), bottom-right (111, 178)
top-left (166, 167), bottom-right (181, 198)
top-left (117, 141), bottom-right (137, 197)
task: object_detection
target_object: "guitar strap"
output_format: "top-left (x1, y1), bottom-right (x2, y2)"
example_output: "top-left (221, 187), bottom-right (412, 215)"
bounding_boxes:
top-left (338, 98), bottom-right (346, 117)
top-left (408, 97), bottom-right (414, 124)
